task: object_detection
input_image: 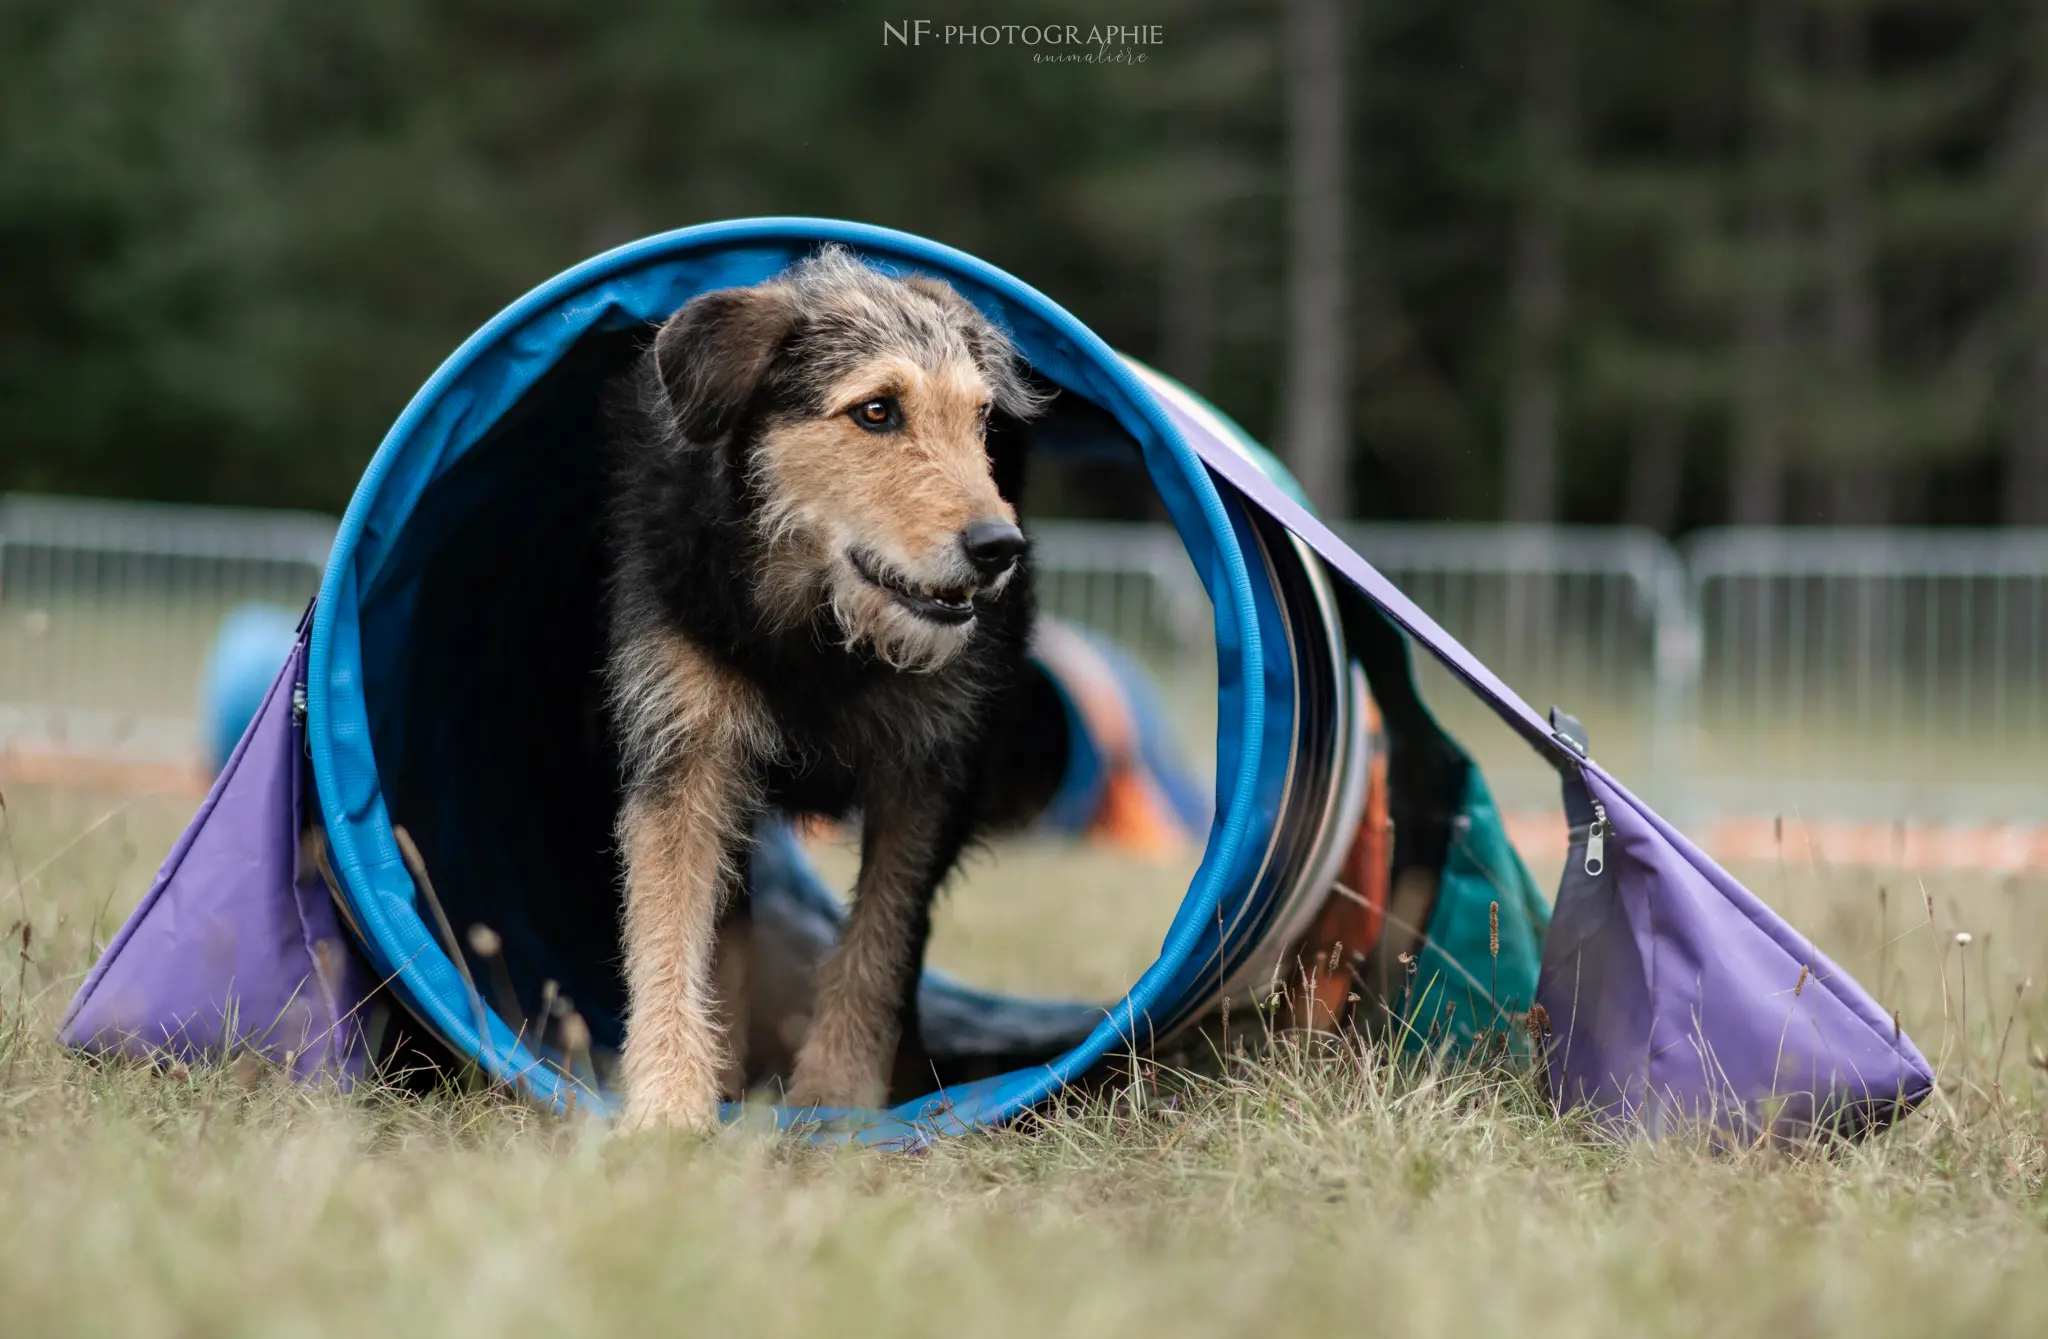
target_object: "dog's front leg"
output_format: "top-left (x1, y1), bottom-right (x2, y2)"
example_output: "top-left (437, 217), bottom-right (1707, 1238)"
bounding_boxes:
top-left (616, 755), bottom-right (758, 1133)
top-left (787, 786), bottom-right (944, 1109)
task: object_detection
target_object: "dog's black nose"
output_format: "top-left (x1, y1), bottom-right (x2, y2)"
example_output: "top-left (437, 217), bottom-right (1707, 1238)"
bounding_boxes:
top-left (960, 518), bottom-right (1026, 578)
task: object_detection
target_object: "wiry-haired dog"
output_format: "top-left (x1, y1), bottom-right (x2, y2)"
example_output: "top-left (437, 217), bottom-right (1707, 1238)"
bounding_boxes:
top-left (606, 247), bottom-right (1046, 1130)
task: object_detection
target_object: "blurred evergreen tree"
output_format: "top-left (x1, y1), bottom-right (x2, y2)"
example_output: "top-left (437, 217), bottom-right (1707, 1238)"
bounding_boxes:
top-left (0, 0), bottom-right (2042, 526)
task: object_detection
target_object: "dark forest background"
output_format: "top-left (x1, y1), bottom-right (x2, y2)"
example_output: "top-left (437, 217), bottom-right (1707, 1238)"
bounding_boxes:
top-left (5, 0), bottom-right (2048, 529)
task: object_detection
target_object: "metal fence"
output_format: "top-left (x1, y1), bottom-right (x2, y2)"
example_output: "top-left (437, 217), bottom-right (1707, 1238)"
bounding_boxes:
top-left (0, 495), bottom-right (332, 762)
top-left (1338, 524), bottom-right (1693, 807)
top-left (3, 493), bottom-right (2042, 823)
top-left (1036, 521), bottom-right (2047, 822)
top-left (1683, 528), bottom-right (2048, 822)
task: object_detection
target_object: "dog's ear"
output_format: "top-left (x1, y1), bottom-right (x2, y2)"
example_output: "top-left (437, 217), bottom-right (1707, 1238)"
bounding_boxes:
top-left (903, 275), bottom-right (1050, 423)
top-left (650, 284), bottom-right (800, 440)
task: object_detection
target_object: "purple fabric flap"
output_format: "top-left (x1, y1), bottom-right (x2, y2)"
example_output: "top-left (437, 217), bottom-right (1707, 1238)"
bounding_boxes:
top-left (1178, 427), bottom-right (1932, 1136)
top-left (1544, 767), bottom-right (1933, 1136)
top-left (60, 637), bottom-right (370, 1082)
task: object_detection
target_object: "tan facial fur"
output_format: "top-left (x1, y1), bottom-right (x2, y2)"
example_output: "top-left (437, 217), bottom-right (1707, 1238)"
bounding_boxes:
top-left (752, 355), bottom-right (1016, 671)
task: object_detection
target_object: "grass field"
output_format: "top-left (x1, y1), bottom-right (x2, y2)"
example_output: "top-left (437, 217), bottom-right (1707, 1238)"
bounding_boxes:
top-left (4, 781), bottom-right (2048, 1338)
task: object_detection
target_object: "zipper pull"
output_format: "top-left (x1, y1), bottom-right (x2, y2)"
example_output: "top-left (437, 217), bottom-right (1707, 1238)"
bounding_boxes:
top-left (1584, 802), bottom-right (1608, 877)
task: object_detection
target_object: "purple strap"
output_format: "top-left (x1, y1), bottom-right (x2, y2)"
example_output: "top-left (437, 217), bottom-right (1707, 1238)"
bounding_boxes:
top-left (1184, 433), bottom-right (1932, 1137)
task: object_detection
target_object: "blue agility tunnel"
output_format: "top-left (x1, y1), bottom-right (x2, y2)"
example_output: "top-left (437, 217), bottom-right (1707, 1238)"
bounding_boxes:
top-left (70, 217), bottom-right (1927, 1147)
top-left (302, 217), bottom-right (1395, 1135)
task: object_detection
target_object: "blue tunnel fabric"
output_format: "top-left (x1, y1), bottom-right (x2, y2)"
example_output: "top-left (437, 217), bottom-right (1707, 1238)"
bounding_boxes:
top-left (201, 604), bottom-right (305, 773)
top-left (308, 219), bottom-right (1299, 1139)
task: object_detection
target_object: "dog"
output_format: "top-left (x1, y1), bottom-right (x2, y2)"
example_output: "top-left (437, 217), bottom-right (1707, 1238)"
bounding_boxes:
top-left (604, 246), bottom-right (1046, 1130)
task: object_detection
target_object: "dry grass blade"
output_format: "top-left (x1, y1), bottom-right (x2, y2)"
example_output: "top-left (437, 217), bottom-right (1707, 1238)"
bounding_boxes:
top-left (392, 824), bottom-right (497, 1074)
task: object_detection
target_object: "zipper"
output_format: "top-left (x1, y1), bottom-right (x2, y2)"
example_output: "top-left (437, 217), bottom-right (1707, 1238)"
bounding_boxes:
top-left (1584, 801), bottom-right (1609, 877)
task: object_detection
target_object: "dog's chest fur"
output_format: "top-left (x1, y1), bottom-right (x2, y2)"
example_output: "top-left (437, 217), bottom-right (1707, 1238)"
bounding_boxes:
top-left (746, 605), bottom-right (1024, 817)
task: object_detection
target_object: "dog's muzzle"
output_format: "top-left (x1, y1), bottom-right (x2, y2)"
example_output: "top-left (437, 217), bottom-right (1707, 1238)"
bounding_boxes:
top-left (849, 549), bottom-right (980, 626)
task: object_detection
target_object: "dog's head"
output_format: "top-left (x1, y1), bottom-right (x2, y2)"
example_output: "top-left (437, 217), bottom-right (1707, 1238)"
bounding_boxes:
top-left (648, 246), bottom-right (1045, 670)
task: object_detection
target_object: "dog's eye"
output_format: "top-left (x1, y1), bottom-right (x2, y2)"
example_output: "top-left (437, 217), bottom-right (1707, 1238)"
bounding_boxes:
top-left (849, 397), bottom-right (900, 432)
top-left (975, 403), bottom-right (992, 433)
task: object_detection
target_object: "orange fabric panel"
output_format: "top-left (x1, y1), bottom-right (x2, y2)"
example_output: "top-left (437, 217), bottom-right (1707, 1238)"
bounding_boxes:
top-left (1292, 695), bottom-right (1390, 1030)
top-left (1089, 768), bottom-right (1190, 862)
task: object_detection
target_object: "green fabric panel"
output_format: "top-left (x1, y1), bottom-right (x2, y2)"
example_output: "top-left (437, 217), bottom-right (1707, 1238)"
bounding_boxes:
top-left (1402, 767), bottom-right (1552, 1051)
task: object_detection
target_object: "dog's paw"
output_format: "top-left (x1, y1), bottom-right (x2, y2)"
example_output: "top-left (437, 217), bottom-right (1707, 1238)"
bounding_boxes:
top-left (615, 1092), bottom-right (720, 1136)
top-left (614, 1065), bottom-right (722, 1136)
top-left (785, 1049), bottom-right (889, 1111)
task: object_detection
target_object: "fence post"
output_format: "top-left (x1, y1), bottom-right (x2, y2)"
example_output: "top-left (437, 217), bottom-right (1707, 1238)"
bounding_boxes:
top-left (1647, 537), bottom-right (1701, 821)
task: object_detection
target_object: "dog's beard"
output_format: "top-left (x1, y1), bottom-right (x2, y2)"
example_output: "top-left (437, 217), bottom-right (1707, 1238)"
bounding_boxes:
top-left (826, 575), bottom-right (977, 672)
top-left (752, 516), bottom-right (982, 673)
